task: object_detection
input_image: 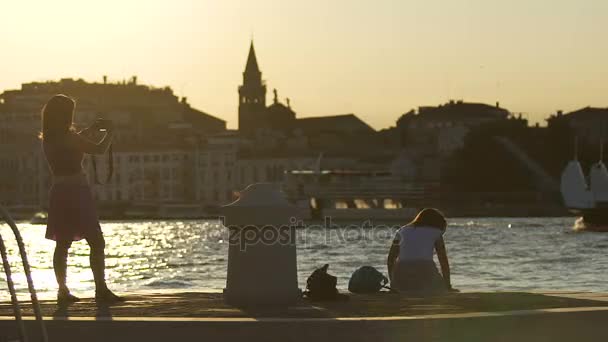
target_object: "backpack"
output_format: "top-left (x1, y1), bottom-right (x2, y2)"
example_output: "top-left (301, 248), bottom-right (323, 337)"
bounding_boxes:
top-left (348, 266), bottom-right (389, 294)
top-left (304, 264), bottom-right (340, 301)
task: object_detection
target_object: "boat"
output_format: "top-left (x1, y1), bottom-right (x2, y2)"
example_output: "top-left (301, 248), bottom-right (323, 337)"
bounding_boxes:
top-left (560, 142), bottom-right (608, 231)
top-left (29, 212), bottom-right (48, 225)
top-left (284, 161), bottom-right (438, 224)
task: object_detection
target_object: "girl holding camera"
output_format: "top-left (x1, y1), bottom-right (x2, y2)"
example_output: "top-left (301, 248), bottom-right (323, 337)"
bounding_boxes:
top-left (41, 94), bottom-right (122, 304)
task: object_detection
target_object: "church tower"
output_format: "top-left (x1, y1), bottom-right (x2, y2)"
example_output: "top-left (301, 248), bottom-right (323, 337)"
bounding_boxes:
top-left (238, 41), bottom-right (267, 134)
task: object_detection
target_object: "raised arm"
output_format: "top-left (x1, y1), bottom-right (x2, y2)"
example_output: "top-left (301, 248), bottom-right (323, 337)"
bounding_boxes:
top-left (387, 237), bottom-right (399, 283)
top-left (435, 236), bottom-right (455, 291)
top-left (71, 129), bottom-right (113, 155)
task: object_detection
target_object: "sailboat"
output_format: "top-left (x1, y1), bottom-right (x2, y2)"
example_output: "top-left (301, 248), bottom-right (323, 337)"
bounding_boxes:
top-left (561, 140), bottom-right (608, 231)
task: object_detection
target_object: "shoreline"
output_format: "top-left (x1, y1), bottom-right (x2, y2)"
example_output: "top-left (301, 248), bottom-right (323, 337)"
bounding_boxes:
top-left (2, 290), bottom-right (608, 319)
top-left (19, 214), bottom-right (579, 223)
top-left (8, 202), bottom-right (571, 222)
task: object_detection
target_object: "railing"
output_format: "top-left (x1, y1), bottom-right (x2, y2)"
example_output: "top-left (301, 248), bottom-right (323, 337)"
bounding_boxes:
top-left (0, 206), bottom-right (48, 342)
top-left (298, 185), bottom-right (439, 201)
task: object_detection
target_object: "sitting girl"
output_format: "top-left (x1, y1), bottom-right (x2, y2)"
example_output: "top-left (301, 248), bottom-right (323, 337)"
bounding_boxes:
top-left (387, 208), bottom-right (456, 294)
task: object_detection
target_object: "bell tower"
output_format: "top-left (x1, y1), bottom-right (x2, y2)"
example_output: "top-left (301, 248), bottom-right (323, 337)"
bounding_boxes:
top-left (238, 41), bottom-right (267, 134)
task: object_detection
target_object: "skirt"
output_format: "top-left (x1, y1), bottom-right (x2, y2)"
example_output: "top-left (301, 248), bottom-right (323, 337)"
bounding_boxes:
top-left (46, 183), bottom-right (101, 242)
top-left (391, 260), bottom-right (447, 295)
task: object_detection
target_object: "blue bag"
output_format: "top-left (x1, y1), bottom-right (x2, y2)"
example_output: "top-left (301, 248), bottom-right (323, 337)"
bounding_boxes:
top-left (348, 266), bottom-right (389, 294)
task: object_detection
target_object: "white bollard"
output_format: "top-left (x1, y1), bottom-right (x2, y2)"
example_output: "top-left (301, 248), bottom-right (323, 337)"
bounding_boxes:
top-left (221, 183), bottom-right (301, 306)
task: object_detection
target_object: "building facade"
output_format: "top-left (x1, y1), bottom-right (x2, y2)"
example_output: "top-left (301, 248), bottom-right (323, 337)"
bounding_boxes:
top-left (395, 100), bottom-right (514, 155)
top-left (0, 78), bottom-right (226, 210)
top-left (0, 44), bottom-right (425, 214)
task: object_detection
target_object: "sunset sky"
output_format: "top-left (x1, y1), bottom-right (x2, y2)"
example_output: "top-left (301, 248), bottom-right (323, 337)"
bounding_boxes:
top-left (1, 0), bottom-right (606, 129)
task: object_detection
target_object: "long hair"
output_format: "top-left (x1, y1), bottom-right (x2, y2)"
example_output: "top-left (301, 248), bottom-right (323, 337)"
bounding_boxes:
top-left (408, 208), bottom-right (447, 231)
top-left (40, 94), bottom-right (75, 141)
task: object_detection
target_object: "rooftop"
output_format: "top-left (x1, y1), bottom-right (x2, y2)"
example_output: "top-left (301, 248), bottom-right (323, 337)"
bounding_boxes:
top-left (551, 106), bottom-right (608, 120)
top-left (296, 114), bottom-right (376, 134)
top-left (401, 101), bottom-right (510, 122)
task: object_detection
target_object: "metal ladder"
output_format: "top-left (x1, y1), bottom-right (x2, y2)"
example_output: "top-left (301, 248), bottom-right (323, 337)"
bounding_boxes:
top-left (0, 206), bottom-right (48, 342)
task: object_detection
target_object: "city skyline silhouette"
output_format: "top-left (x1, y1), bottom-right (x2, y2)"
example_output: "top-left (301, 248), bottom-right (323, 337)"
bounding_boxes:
top-left (2, 3), bottom-right (608, 342)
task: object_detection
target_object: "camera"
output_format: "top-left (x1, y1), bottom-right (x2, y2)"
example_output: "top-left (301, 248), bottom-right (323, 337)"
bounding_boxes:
top-left (95, 118), bottom-right (113, 131)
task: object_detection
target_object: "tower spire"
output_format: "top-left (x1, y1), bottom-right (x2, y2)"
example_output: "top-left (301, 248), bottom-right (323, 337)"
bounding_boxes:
top-left (239, 40), bottom-right (267, 134)
top-left (245, 40), bottom-right (260, 74)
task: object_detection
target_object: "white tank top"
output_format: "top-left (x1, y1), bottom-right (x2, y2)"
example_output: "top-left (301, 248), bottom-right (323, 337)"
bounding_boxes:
top-left (395, 226), bottom-right (443, 261)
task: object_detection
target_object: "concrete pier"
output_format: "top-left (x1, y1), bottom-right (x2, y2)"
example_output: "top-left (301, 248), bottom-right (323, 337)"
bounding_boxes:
top-left (1, 291), bottom-right (607, 342)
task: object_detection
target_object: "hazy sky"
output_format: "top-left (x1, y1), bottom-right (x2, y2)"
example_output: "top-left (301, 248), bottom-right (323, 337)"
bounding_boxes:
top-left (1, 0), bottom-right (607, 129)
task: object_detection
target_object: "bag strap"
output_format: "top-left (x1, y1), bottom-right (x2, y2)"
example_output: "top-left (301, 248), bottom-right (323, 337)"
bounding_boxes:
top-left (91, 144), bottom-right (113, 185)
top-left (381, 275), bottom-right (391, 290)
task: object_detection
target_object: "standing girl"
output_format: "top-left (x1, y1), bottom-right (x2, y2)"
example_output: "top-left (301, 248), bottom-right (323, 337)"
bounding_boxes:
top-left (41, 94), bottom-right (122, 304)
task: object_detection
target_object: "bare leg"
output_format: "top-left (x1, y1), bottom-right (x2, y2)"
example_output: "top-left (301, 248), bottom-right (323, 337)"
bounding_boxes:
top-left (86, 232), bottom-right (107, 291)
top-left (54, 240), bottom-right (80, 303)
top-left (53, 240), bottom-right (71, 292)
top-left (86, 230), bottom-right (124, 302)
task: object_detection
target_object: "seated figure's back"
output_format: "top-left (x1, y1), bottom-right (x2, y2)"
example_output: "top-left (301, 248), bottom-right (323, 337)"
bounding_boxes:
top-left (396, 226), bottom-right (442, 261)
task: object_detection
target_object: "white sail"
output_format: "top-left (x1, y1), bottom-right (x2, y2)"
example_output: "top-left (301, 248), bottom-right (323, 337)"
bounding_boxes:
top-left (560, 161), bottom-right (594, 209)
top-left (590, 162), bottom-right (608, 203)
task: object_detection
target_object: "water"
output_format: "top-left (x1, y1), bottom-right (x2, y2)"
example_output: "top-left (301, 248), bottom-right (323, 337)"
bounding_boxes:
top-left (1, 217), bottom-right (607, 300)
